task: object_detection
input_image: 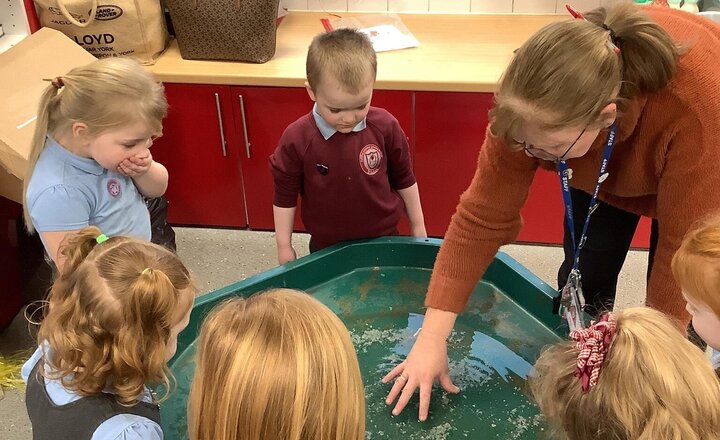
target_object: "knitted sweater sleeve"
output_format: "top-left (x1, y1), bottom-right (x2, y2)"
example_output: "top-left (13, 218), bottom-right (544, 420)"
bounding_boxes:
top-left (650, 108), bottom-right (720, 321)
top-left (425, 129), bottom-right (539, 313)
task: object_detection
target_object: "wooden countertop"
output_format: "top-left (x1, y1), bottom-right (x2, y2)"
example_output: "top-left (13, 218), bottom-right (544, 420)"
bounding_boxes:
top-left (148, 12), bottom-right (563, 93)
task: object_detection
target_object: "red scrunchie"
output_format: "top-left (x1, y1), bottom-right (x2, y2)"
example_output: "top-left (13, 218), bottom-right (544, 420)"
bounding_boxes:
top-left (569, 312), bottom-right (617, 393)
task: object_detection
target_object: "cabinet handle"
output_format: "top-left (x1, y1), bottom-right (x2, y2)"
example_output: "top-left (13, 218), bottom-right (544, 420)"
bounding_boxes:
top-left (238, 95), bottom-right (251, 159)
top-left (214, 93), bottom-right (228, 157)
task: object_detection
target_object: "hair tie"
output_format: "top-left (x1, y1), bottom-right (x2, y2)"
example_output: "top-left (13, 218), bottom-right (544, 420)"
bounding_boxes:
top-left (95, 234), bottom-right (109, 244)
top-left (565, 4), bottom-right (621, 54)
top-left (601, 24), bottom-right (617, 42)
top-left (601, 23), bottom-right (621, 54)
top-left (141, 268), bottom-right (151, 275)
top-left (43, 77), bottom-right (65, 89)
top-left (569, 312), bottom-right (617, 393)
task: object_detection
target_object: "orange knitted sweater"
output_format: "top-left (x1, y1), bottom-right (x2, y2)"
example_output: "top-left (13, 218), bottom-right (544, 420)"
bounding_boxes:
top-left (426, 7), bottom-right (720, 324)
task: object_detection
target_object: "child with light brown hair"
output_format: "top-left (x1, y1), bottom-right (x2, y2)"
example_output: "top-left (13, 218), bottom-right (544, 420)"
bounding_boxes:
top-left (529, 307), bottom-right (720, 440)
top-left (672, 216), bottom-right (720, 357)
top-left (188, 289), bottom-right (365, 440)
top-left (21, 226), bottom-right (196, 440)
top-left (270, 28), bottom-right (426, 264)
top-left (24, 57), bottom-right (169, 268)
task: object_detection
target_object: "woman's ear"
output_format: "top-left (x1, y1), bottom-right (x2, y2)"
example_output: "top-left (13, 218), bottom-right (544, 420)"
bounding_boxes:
top-left (599, 103), bottom-right (617, 128)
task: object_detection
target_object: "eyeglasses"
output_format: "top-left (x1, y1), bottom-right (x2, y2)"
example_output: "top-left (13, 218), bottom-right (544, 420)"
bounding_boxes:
top-left (514, 128), bottom-right (587, 162)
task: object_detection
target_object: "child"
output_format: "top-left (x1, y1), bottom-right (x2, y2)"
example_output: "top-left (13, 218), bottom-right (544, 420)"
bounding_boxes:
top-left (188, 289), bottom-right (365, 440)
top-left (23, 57), bottom-right (169, 268)
top-left (529, 307), bottom-right (720, 440)
top-left (270, 29), bottom-right (426, 264)
top-left (22, 226), bottom-right (196, 440)
top-left (672, 217), bottom-right (720, 360)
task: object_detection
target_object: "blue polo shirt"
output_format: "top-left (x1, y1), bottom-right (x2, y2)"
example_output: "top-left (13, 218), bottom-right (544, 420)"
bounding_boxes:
top-left (25, 137), bottom-right (151, 243)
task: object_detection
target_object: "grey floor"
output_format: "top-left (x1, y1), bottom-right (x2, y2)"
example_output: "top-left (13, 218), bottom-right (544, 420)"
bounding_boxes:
top-left (0, 228), bottom-right (649, 440)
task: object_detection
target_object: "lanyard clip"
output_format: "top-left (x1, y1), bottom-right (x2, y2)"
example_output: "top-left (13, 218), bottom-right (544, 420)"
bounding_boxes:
top-left (558, 269), bottom-right (586, 332)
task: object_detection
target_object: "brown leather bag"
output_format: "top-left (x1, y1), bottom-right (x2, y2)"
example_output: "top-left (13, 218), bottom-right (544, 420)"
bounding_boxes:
top-left (166, 0), bottom-right (281, 63)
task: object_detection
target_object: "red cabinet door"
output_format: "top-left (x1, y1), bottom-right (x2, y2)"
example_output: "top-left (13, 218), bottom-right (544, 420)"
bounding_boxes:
top-left (414, 91), bottom-right (573, 245)
top-left (152, 83), bottom-right (247, 227)
top-left (414, 91), bottom-right (494, 237)
top-left (517, 168), bottom-right (564, 244)
top-left (632, 217), bottom-right (651, 249)
top-left (371, 90), bottom-right (414, 153)
top-left (230, 87), bottom-right (414, 232)
top-left (230, 86), bottom-right (309, 231)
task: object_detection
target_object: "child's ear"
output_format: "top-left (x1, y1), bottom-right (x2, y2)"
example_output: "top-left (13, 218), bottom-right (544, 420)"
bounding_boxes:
top-left (71, 122), bottom-right (90, 140)
top-left (305, 81), bottom-right (317, 102)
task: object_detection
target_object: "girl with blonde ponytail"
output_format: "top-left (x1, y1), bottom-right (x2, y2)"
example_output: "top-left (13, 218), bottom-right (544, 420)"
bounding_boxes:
top-left (530, 307), bottom-right (720, 440)
top-left (23, 57), bottom-right (169, 268)
top-left (386, 2), bottom-right (720, 421)
top-left (21, 226), bottom-right (197, 440)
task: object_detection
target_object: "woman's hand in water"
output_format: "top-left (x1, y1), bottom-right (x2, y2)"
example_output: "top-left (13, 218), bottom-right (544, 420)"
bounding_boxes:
top-left (118, 151), bottom-right (153, 177)
top-left (382, 329), bottom-right (460, 421)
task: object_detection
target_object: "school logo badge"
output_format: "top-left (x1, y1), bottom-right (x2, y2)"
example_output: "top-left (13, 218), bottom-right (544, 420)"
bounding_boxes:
top-left (359, 144), bottom-right (382, 175)
top-left (107, 179), bottom-right (122, 198)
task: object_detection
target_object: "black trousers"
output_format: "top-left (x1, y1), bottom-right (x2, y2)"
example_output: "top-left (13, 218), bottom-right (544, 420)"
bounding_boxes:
top-left (557, 188), bottom-right (659, 317)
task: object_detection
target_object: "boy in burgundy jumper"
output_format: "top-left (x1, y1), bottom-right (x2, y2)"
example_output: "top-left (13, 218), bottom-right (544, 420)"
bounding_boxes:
top-left (270, 29), bottom-right (426, 265)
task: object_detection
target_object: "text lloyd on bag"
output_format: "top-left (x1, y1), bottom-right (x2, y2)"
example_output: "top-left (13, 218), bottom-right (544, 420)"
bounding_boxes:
top-left (45, 5), bottom-right (121, 43)
top-left (34, 0), bottom-right (168, 65)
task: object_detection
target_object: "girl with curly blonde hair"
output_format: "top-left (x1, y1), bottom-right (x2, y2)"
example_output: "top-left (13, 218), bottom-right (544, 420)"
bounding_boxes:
top-left (22, 226), bottom-right (196, 440)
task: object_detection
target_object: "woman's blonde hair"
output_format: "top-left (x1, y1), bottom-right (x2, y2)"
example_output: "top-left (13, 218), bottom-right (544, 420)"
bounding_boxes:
top-left (491, 2), bottom-right (681, 143)
top-left (530, 307), bottom-right (720, 440)
top-left (672, 215), bottom-right (720, 317)
top-left (188, 289), bottom-right (365, 440)
top-left (37, 226), bottom-right (196, 405)
top-left (23, 57), bottom-right (167, 233)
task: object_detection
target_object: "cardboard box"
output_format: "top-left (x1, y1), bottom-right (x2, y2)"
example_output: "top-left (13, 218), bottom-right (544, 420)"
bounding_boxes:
top-left (0, 28), bottom-right (95, 203)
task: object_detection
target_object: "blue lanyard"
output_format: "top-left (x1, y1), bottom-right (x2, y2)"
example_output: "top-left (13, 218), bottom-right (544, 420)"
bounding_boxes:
top-left (558, 123), bottom-right (618, 271)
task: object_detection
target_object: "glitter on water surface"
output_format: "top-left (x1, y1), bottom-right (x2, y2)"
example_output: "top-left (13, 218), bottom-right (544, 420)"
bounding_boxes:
top-left (162, 267), bottom-right (559, 440)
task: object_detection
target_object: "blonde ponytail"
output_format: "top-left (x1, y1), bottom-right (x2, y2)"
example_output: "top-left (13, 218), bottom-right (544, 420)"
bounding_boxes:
top-left (23, 83), bottom-right (61, 233)
top-left (55, 225), bottom-right (105, 281)
top-left (530, 307), bottom-right (720, 440)
top-left (115, 267), bottom-right (182, 400)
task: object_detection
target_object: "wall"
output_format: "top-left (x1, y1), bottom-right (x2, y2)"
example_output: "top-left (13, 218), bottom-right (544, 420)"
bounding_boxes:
top-left (285, 0), bottom-right (619, 13)
top-left (0, 0), bottom-right (31, 53)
